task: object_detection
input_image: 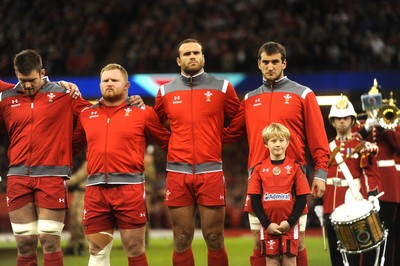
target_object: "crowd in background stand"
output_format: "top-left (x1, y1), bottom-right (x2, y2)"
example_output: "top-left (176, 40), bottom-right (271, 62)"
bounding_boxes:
top-left (1, 0), bottom-right (400, 76)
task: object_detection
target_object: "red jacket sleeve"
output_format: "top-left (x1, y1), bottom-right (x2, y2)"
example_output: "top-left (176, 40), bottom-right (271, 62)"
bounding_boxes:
top-left (72, 115), bottom-right (87, 156)
top-left (144, 106), bottom-right (170, 151)
top-left (361, 152), bottom-right (381, 192)
top-left (304, 91), bottom-right (330, 178)
top-left (0, 80), bottom-right (14, 92)
top-left (70, 96), bottom-right (92, 117)
top-left (381, 126), bottom-right (400, 149)
top-left (224, 82), bottom-right (241, 119)
top-left (223, 98), bottom-right (246, 145)
top-left (154, 89), bottom-right (168, 124)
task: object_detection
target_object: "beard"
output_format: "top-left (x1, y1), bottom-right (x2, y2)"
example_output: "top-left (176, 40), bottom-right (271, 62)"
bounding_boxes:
top-left (183, 62), bottom-right (204, 76)
top-left (102, 91), bottom-right (124, 103)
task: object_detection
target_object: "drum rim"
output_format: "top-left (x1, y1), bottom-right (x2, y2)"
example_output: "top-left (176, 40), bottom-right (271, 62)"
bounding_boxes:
top-left (331, 210), bottom-right (376, 224)
top-left (330, 200), bottom-right (374, 223)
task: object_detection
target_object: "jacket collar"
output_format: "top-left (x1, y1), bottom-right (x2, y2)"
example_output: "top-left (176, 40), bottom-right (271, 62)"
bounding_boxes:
top-left (179, 70), bottom-right (206, 86)
top-left (262, 76), bottom-right (288, 90)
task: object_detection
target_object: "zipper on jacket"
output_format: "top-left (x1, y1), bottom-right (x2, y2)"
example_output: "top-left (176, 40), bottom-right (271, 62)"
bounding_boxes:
top-left (267, 83), bottom-right (274, 124)
top-left (190, 78), bottom-right (196, 174)
top-left (104, 110), bottom-right (111, 183)
top-left (28, 100), bottom-right (34, 175)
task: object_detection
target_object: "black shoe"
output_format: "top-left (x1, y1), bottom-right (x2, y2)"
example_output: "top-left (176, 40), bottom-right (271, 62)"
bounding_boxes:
top-left (77, 243), bottom-right (85, 256)
top-left (64, 246), bottom-right (75, 256)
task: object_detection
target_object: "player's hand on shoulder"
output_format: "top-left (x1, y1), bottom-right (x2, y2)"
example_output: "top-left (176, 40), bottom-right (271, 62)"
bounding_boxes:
top-left (128, 95), bottom-right (144, 107)
top-left (59, 81), bottom-right (81, 99)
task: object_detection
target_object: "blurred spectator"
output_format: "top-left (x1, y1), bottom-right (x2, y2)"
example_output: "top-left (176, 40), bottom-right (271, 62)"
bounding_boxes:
top-left (65, 160), bottom-right (87, 256)
top-left (1, 0), bottom-right (400, 76)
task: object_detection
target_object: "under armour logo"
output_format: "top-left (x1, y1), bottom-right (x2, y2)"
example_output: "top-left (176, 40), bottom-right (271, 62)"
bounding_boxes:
top-left (59, 198), bottom-right (65, 203)
top-left (89, 111), bottom-right (99, 118)
top-left (173, 95), bottom-right (182, 104)
top-left (11, 99), bottom-right (21, 107)
top-left (254, 98), bottom-right (261, 106)
top-left (140, 213), bottom-right (146, 217)
top-left (220, 195), bottom-right (224, 200)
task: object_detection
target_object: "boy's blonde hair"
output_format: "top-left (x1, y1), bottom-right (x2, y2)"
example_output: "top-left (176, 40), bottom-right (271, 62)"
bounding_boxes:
top-left (261, 123), bottom-right (290, 144)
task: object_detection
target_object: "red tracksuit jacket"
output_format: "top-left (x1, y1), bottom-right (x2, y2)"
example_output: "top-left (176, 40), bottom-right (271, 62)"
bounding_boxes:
top-left (0, 80), bottom-right (91, 177)
top-left (224, 76), bottom-right (329, 178)
top-left (74, 100), bottom-right (170, 186)
top-left (0, 80), bottom-right (14, 92)
top-left (154, 72), bottom-right (240, 174)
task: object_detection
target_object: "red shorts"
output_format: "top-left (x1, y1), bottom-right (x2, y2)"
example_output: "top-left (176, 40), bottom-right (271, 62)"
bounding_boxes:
top-left (261, 223), bottom-right (299, 256)
top-left (82, 184), bottom-right (147, 234)
top-left (6, 176), bottom-right (68, 212)
top-left (164, 171), bottom-right (226, 207)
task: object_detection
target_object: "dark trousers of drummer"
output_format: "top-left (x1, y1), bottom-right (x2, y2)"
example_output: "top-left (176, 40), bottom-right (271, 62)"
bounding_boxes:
top-left (379, 201), bottom-right (400, 266)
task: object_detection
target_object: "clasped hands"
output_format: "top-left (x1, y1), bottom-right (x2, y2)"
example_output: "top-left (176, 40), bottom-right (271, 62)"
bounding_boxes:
top-left (266, 220), bottom-right (291, 235)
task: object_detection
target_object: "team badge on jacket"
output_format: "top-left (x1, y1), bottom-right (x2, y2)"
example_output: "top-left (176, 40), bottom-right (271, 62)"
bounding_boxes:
top-left (124, 107), bottom-right (132, 116)
top-left (272, 167), bottom-right (281, 175)
top-left (284, 93), bottom-right (292, 104)
top-left (47, 93), bottom-right (56, 102)
top-left (204, 91), bottom-right (213, 102)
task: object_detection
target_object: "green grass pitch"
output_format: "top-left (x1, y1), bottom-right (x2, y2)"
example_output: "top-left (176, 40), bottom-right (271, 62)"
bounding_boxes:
top-left (0, 234), bottom-right (330, 265)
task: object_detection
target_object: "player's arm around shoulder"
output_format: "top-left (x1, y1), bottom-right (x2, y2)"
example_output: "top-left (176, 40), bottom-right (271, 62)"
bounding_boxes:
top-left (143, 105), bottom-right (170, 151)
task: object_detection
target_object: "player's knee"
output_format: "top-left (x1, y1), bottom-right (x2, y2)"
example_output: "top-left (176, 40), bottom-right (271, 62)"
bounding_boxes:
top-left (298, 234), bottom-right (306, 251)
top-left (124, 239), bottom-right (145, 257)
top-left (15, 236), bottom-right (38, 255)
top-left (11, 221), bottom-right (38, 236)
top-left (38, 220), bottom-right (64, 236)
top-left (88, 241), bottom-right (113, 266)
top-left (204, 231), bottom-right (224, 249)
top-left (175, 234), bottom-right (191, 251)
top-left (253, 237), bottom-right (262, 250)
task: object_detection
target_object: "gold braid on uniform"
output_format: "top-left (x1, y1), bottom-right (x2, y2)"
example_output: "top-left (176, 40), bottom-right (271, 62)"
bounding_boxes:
top-left (353, 142), bottom-right (367, 154)
top-left (328, 141), bottom-right (373, 167)
top-left (354, 141), bottom-right (374, 168)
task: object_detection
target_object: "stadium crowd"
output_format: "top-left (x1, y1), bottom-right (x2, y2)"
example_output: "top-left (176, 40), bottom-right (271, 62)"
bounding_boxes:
top-left (0, 0), bottom-right (400, 76)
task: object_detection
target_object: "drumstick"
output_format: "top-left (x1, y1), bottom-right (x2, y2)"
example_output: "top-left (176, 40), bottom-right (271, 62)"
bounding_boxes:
top-left (375, 191), bottom-right (385, 199)
top-left (322, 225), bottom-right (327, 251)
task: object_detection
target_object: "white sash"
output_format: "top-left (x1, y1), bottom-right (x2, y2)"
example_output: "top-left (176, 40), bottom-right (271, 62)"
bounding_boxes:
top-left (329, 140), bottom-right (362, 200)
